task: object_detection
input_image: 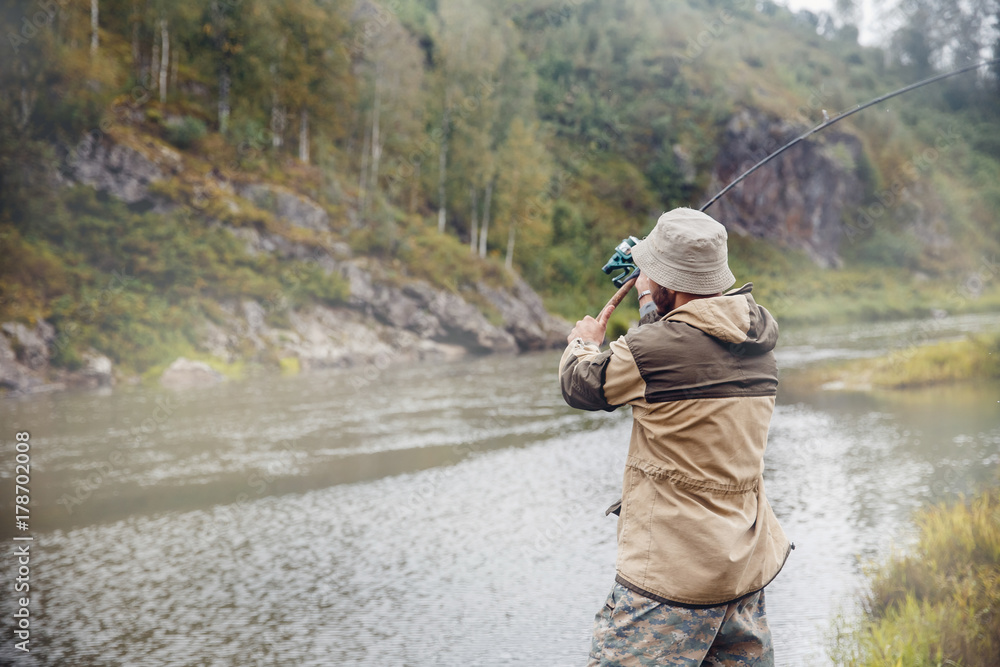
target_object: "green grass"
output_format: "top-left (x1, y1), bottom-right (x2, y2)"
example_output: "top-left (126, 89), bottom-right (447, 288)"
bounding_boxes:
top-left (830, 486), bottom-right (1000, 667)
top-left (800, 333), bottom-right (1000, 390)
top-left (871, 335), bottom-right (1000, 387)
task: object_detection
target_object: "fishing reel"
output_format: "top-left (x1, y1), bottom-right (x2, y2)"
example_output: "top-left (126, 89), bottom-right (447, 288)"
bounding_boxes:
top-left (601, 236), bottom-right (641, 287)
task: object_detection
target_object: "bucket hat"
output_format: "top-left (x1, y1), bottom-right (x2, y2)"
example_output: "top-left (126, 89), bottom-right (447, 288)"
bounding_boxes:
top-left (630, 208), bottom-right (735, 295)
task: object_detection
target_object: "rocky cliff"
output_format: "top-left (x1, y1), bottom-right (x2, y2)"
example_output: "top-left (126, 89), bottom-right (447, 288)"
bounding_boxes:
top-left (707, 109), bottom-right (867, 267)
top-left (0, 133), bottom-right (569, 395)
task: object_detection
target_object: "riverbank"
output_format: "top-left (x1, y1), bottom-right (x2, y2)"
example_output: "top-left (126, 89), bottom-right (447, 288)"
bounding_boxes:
top-left (830, 484), bottom-right (1000, 667)
top-left (790, 331), bottom-right (1000, 391)
top-left (0, 245), bottom-right (570, 396)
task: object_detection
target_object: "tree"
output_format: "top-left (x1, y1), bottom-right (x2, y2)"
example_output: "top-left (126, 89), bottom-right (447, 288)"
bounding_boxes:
top-left (433, 0), bottom-right (508, 240)
top-left (267, 0), bottom-right (352, 164)
top-left (495, 117), bottom-right (552, 271)
top-left (351, 5), bottom-right (424, 214)
top-left (159, 17), bottom-right (169, 104)
top-left (200, 0), bottom-right (256, 134)
top-left (91, 0), bottom-right (99, 56)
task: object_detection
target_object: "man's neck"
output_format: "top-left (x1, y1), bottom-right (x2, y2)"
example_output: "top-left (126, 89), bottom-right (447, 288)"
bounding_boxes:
top-left (672, 291), bottom-right (722, 311)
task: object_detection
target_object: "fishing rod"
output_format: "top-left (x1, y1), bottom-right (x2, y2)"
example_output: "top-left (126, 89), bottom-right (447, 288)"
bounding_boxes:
top-left (598, 57), bottom-right (1000, 316)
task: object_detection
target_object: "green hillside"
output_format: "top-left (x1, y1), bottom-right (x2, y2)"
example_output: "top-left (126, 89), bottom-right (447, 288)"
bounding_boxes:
top-left (2, 0), bottom-right (999, 374)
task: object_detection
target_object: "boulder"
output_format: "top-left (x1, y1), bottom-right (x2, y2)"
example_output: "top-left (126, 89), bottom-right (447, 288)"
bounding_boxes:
top-left (160, 357), bottom-right (224, 389)
top-left (81, 351), bottom-right (114, 387)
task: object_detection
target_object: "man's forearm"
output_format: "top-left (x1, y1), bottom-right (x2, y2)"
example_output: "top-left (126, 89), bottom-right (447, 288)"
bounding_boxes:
top-left (559, 340), bottom-right (617, 411)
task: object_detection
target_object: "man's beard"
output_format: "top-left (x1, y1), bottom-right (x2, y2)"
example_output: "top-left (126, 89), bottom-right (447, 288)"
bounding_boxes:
top-left (652, 287), bottom-right (675, 315)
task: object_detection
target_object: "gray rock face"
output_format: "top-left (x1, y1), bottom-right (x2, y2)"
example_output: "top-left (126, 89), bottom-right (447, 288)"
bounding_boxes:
top-left (478, 278), bottom-right (571, 351)
top-left (283, 306), bottom-right (468, 370)
top-left (0, 331), bottom-right (35, 392)
top-left (196, 301), bottom-right (472, 372)
top-left (194, 261), bottom-right (568, 377)
top-left (0, 320), bottom-right (68, 393)
top-left (160, 358), bottom-right (224, 389)
top-left (64, 133), bottom-right (170, 203)
top-left (343, 264), bottom-right (519, 354)
top-left (81, 352), bottom-right (114, 387)
top-left (1, 321), bottom-right (55, 370)
top-left (235, 183), bottom-right (331, 232)
top-left (707, 108), bottom-right (865, 267)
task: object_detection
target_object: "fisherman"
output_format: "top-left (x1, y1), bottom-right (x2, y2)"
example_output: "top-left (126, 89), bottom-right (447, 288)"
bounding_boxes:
top-left (560, 208), bottom-right (790, 666)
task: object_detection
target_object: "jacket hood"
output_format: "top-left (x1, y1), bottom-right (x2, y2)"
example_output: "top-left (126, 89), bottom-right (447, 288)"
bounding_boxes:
top-left (664, 283), bottom-right (778, 355)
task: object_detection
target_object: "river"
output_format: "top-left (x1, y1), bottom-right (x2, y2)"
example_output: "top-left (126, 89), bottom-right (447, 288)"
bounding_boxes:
top-left (1, 312), bottom-right (998, 666)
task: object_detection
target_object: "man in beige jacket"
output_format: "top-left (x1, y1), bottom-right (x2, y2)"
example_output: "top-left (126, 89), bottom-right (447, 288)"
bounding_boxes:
top-left (560, 208), bottom-right (790, 666)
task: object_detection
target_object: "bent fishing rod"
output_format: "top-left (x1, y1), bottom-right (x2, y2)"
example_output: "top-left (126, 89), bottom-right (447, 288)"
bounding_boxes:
top-left (599, 57), bottom-right (1000, 319)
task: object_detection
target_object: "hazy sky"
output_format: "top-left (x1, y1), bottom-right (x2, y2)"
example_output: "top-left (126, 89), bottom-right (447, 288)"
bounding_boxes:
top-left (782, 0), bottom-right (835, 13)
top-left (780, 0), bottom-right (885, 45)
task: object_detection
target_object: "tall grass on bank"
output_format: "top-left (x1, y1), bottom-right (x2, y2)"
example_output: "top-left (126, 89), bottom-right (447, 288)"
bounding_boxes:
top-left (831, 487), bottom-right (1000, 667)
top-left (872, 334), bottom-right (1000, 388)
top-left (800, 333), bottom-right (1000, 390)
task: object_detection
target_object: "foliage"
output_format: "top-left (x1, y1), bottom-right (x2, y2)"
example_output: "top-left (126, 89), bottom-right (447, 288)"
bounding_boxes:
top-left (164, 116), bottom-right (207, 149)
top-left (0, 188), bottom-right (348, 373)
top-left (830, 486), bottom-right (1000, 667)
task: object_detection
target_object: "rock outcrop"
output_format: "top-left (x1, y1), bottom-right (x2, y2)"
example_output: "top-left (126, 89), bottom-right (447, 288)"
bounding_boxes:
top-left (235, 183), bottom-right (332, 232)
top-left (63, 132), bottom-right (180, 205)
top-left (0, 320), bottom-right (63, 394)
top-left (0, 318), bottom-right (120, 395)
top-left (81, 352), bottom-right (115, 387)
top-left (707, 109), bottom-right (866, 267)
top-left (192, 264), bottom-right (569, 375)
top-left (343, 264), bottom-right (519, 354)
top-left (0, 328), bottom-right (38, 393)
top-left (477, 278), bottom-right (570, 351)
top-left (1, 321), bottom-right (55, 371)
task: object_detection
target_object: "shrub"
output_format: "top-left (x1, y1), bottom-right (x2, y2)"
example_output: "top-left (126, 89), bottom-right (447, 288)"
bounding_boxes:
top-left (164, 116), bottom-right (207, 149)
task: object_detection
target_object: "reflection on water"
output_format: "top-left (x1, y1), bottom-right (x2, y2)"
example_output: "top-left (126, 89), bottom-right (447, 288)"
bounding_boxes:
top-left (0, 313), bottom-right (998, 666)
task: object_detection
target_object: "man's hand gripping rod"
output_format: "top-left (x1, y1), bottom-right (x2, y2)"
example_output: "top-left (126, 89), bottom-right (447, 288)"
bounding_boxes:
top-left (598, 273), bottom-right (640, 325)
top-left (599, 236), bottom-right (641, 321)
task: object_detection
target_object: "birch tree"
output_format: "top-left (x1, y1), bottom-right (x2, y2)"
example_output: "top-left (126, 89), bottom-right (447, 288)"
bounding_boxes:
top-left (158, 18), bottom-right (169, 103)
top-left (435, 0), bottom-right (506, 241)
top-left (268, 0), bottom-right (351, 164)
top-left (496, 117), bottom-right (552, 271)
top-left (91, 0), bottom-right (99, 56)
top-left (352, 7), bottom-right (423, 215)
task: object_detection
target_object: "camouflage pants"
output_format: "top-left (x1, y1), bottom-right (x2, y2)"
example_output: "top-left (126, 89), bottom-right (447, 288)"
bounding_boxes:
top-left (587, 582), bottom-right (774, 667)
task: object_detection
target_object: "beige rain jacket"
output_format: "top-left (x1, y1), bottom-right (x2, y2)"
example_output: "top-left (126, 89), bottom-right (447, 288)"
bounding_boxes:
top-left (559, 283), bottom-right (790, 606)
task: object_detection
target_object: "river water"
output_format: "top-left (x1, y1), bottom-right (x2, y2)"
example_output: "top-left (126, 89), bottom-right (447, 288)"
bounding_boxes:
top-left (1, 312), bottom-right (998, 666)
